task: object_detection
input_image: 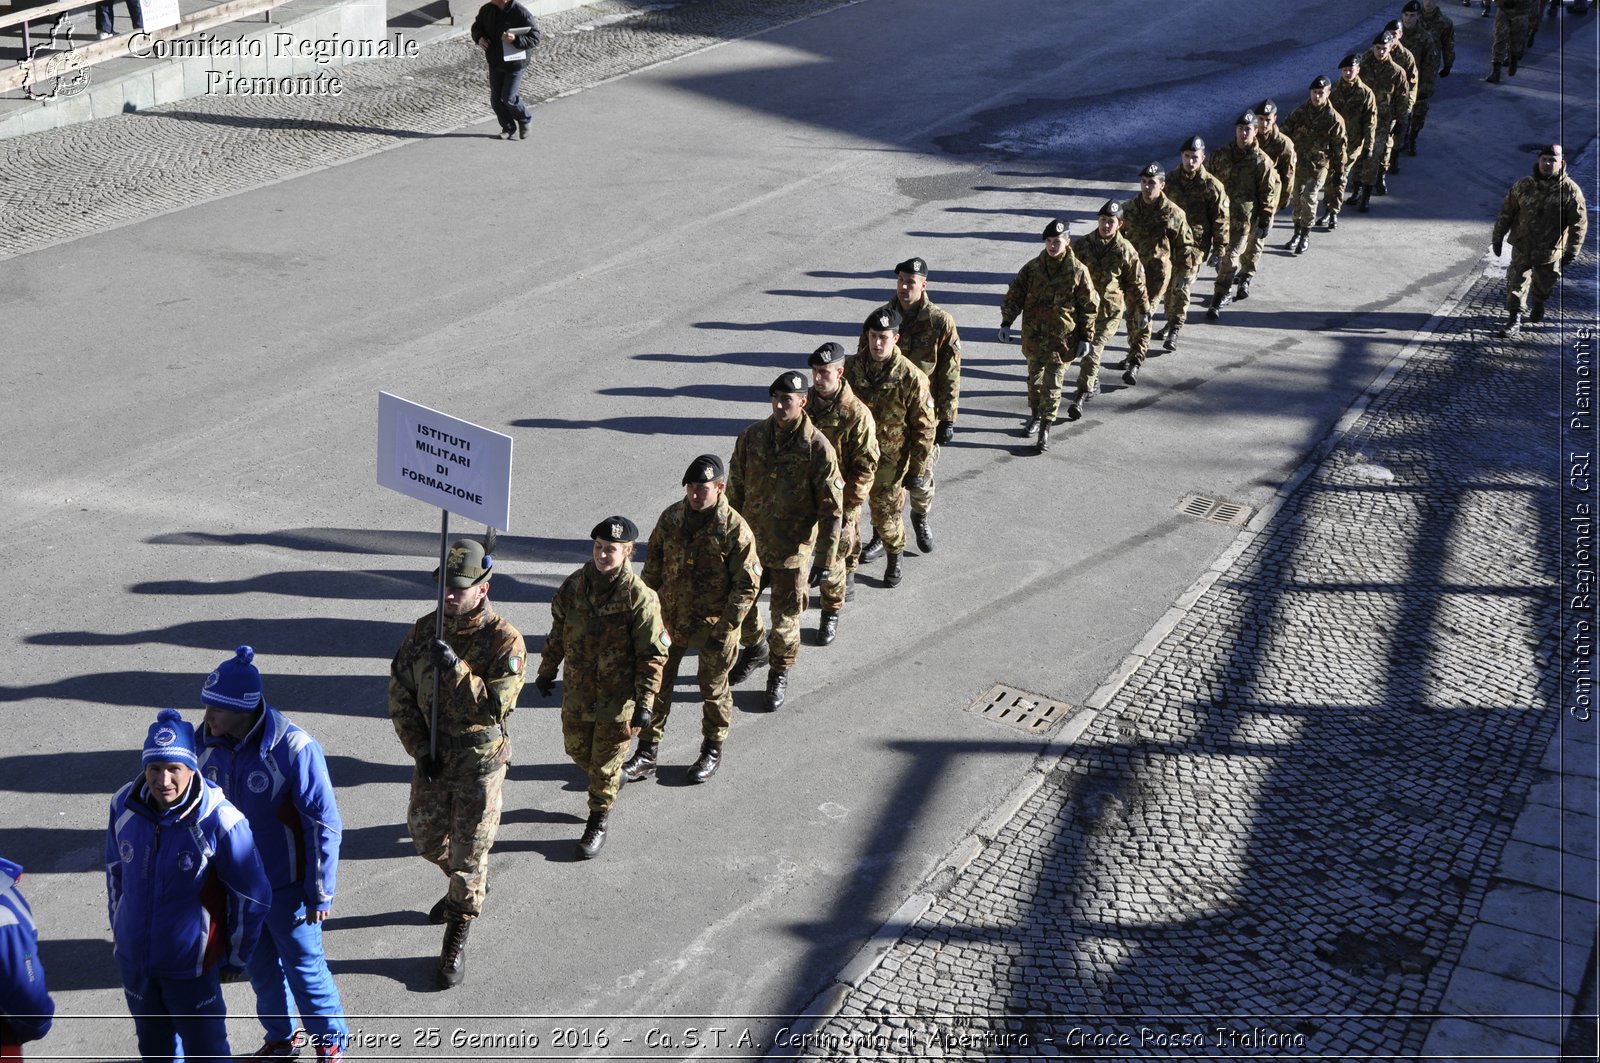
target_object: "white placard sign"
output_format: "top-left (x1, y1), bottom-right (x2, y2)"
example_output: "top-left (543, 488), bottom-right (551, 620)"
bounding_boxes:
top-left (139, 0), bottom-right (181, 32)
top-left (377, 392), bottom-right (513, 530)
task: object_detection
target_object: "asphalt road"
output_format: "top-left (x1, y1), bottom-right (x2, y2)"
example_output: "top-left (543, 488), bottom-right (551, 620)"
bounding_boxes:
top-left (1, 0), bottom-right (1592, 1058)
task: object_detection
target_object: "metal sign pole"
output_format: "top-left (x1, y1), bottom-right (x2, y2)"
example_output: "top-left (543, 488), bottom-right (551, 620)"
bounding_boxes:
top-left (429, 508), bottom-right (449, 765)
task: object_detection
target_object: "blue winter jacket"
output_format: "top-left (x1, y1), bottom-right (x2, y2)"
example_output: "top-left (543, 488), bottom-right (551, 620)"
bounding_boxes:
top-left (198, 704), bottom-right (341, 912)
top-left (105, 775), bottom-right (269, 978)
top-left (0, 857), bottom-right (53, 1046)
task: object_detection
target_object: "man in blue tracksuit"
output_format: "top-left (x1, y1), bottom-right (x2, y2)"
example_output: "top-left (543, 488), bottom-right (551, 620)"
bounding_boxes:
top-left (0, 856), bottom-right (54, 1059)
top-left (198, 646), bottom-right (348, 1062)
top-left (107, 707), bottom-right (269, 1062)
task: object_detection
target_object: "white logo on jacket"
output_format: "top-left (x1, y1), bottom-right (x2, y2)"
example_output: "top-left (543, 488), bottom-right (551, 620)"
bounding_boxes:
top-left (247, 771), bottom-right (270, 794)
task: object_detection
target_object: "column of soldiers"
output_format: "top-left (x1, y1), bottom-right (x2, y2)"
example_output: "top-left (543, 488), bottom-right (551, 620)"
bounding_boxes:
top-left (374, 0), bottom-right (1586, 995)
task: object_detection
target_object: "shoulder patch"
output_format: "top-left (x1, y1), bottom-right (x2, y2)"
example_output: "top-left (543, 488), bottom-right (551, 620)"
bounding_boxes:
top-left (506, 654), bottom-right (523, 674)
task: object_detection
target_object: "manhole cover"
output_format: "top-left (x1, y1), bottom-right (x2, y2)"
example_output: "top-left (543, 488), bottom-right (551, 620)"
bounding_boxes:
top-left (967, 684), bottom-right (1072, 732)
top-left (1177, 494), bottom-right (1252, 526)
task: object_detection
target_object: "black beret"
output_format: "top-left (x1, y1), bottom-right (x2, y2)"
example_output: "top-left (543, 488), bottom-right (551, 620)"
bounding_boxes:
top-left (1180, 135), bottom-right (1205, 152)
top-left (1384, 18), bottom-right (1403, 31)
top-left (1257, 98), bottom-right (1277, 117)
top-left (1310, 74), bottom-right (1331, 90)
top-left (1340, 52), bottom-right (1362, 68)
top-left (1236, 109), bottom-right (1257, 127)
top-left (1098, 200), bottom-right (1123, 218)
top-left (863, 307), bottom-right (902, 332)
top-left (1042, 218), bottom-right (1069, 239)
top-left (591, 515), bottom-right (638, 543)
top-left (894, 257), bottom-right (927, 276)
top-left (683, 453), bottom-right (724, 484)
top-left (1374, 29), bottom-right (1395, 45)
top-left (809, 341), bottom-right (846, 367)
top-left (1140, 161), bottom-right (1166, 180)
top-left (1401, 0), bottom-right (1421, 11)
top-left (770, 371), bottom-right (808, 395)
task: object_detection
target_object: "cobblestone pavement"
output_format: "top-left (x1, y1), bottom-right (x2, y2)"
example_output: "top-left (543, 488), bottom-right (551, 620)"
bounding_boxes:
top-left (787, 154), bottom-right (1597, 1060)
top-left (0, 0), bottom-right (855, 259)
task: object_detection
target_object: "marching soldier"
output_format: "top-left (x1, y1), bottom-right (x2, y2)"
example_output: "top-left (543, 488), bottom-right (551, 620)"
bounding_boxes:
top-left (1421, 1), bottom-right (1455, 80)
top-left (1326, 54), bottom-right (1378, 226)
top-left (1398, 3), bottom-right (1442, 156)
top-left (1380, 19), bottom-right (1420, 178)
top-left (1206, 110), bottom-right (1279, 319)
top-left (1487, 0), bottom-right (1536, 81)
top-left (1492, 143), bottom-right (1588, 336)
top-left (626, 456), bottom-right (761, 785)
top-left (855, 258), bottom-right (960, 553)
top-left (1281, 76), bottom-right (1348, 255)
top-left (1356, 32), bottom-right (1410, 206)
top-left (389, 535), bottom-right (524, 985)
top-left (727, 372), bottom-right (844, 710)
top-left (1241, 99), bottom-right (1296, 292)
top-left (1074, 201), bottom-right (1149, 390)
top-left (1162, 136), bottom-right (1229, 352)
top-left (1120, 165), bottom-right (1195, 383)
top-left (999, 219), bottom-right (1101, 452)
top-left (534, 517), bottom-right (668, 858)
top-left (806, 342), bottom-right (879, 645)
top-left (848, 311), bottom-right (936, 579)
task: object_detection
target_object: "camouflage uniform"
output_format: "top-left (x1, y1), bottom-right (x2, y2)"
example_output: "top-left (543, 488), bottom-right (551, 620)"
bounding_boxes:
top-left (1493, 0), bottom-right (1534, 67)
top-left (1422, 4), bottom-right (1455, 74)
top-left (537, 563), bottom-right (669, 812)
top-left (806, 380), bottom-right (879, 611)
top-left (1282, 98), bottom-right (1348, 228)
top-left (1120, 193), bottom-right (1195, 366)
top-left (844, 354), bottom-right (934, 552)
top-left (857, 296), bottom-right (959, 517)
top-left (1164, 166), bottom-right (1229, 330)
top-left (1403, 25), bottom-right (1441, 146)
top-left (641, 495), bottom-right (761, 745)
top-left (1327, 75), bottom-right (1378, 212)
top-left (1358, 47), bottom-right (1409, 184)
top-left (1492, 162), bottom-right (1589, 314)
top-left (1073, 229), bottom-right (1148, 374)
top-left (389, 601), bottom-right (524, 921)
top-left (1245, 124), bottom-right (1296, 272)
top-left (1207, 138), bottom-right (1279, 303)
top-left (1386, 40), bottom-right (1420, 166)
top-left (1001, 249), bottom-right (1100, 418)
top-left (728, 415), bottom-right (843, 669)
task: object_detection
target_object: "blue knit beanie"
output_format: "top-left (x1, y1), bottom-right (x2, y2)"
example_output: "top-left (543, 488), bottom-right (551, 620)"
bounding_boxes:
top-left (142, 708), bottom-right (199, 770)
top-left (202, 645), bottom-right (263, 712)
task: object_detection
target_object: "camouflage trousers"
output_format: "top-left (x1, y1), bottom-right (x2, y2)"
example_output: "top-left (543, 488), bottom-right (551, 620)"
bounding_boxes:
top-left (1125, 257), bottom-right (1168, 369)
top-left (1088, 300), bottom-right (1125, 375)
top-left (909, 444), bottom-right (938, 515)
top-left (1239, 214), bottom-right (1273, 278)
top-left (1212, 212), bottom-right (1253, 298)
top-left (818, 504), bottom-right (862, 611)
top-left (740, 561), bottom-right (809, 670)
top-left (408, 757), bottom-right (507, 921)
top-left (1323, 151), bottom-right (1363, 216)
top-left (1505, 248), bottom-right (1563, 312)
top-left (561, 709), bottom-right (634, 812)
top-left (1164, 249), bottom-right (1203, 331)
top-left (1361, 105), bottom-right (1400, 184)
top-left (1292, 155), bottom-right (1333, 228)
top-left (1022, 337), bottom-right (1095, 421)
top-left (1494, 10), bottom-right (1530, 62)
top-left (1410, 94), bottom-right (1432, 139)
top-left (866, 461), bottom-right (911, 553)
top-left (647, 632), bottom-right (738, 745)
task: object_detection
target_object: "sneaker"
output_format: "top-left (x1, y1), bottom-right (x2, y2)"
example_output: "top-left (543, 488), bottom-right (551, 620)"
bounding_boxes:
top-left (243, 1037), bottom-right (303, 1062)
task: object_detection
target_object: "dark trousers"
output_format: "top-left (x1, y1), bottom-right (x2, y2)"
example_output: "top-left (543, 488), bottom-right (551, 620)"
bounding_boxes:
top-left (95, 0), bottom-right (143, 35)
top-left (488, 65), bottom-right (532, 131)
top-left (119, 965), bottom-right (230, 1062)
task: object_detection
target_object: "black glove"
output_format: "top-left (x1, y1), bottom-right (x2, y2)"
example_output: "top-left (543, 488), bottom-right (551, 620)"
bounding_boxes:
top-left (1439, 64), bottom-right (1451, 77)
top-left (534, 674), bottom-right (555, 697)
top-left (935, 420), bottom-right (954, 446)
top-left (1075, 339), bottom-right (1091, 360)
top-left (808, 565), bottom-right (823, 587)
top-left (1207, 252), bottom-right (1220, 269)
top-left (1492, 236), bottom-right (1504, 258)
top-left (905, 472), bottom-right (928, 490)
top-left (417, 753), bottom-right (440, 783)
top-left (630, 701), bottom-right (652, 731)
top-left (1255, 215), bottom-right (1270, 239)
top-left (431, 639), bottom-right (460, 670)
top-left (815, 568), bottom-right (834, 588)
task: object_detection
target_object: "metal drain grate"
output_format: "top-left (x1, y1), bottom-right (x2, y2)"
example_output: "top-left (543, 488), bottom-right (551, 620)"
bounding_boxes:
top-left (1177, 494), bottom-right (1252, 526)
top-left (967, 684), bottom-right (1072, 733)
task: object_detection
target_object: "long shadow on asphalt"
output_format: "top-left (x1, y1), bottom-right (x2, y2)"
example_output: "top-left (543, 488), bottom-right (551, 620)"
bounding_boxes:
top-left (126, 570), bottom-right (556, 604)
top-left (143, 528), bottom-right (595, 566)
top-left (138, 110), bottom-right (489, 141)
top-left (510, 415), bottom-right (752, 437)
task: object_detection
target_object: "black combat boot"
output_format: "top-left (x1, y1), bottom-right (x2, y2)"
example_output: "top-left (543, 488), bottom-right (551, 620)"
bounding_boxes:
top-left (883, 552), bottom-right (903, 587)
top-left (859, 534), bottom-right (885, 562)
top-left (1530, 300), bottom-right (1546, 323)
top-left (438, 919), bottom-right (470, 989)
top-left (1281, 229), bottom-right (1299, 251)
top-left (728, 643), bottom-right (762, 684)
top-left (1374, 174), bottom-right (1388, 196)
top-left (1020, 408), bottom-right (1040, 435)
top-left (1066, 381), bottom-right (1096, 419)
top-left (576, 810), bottom-right (608, 859)
top-left (911, 510), bottom-right (934, 553)
top-left (1357, 185), bottom-right (1372, 213)
top-left (1502, 310), bottom-right (1525, 338)
top-left (1326, 211), bottom-right (1338, 231)
top-left (818, 609), bottom-right (839, 645)
top-left (1486, 62), bottom-right (1502, 82)
top-left (1234, 274), bottom-right (1252, 301)
top-left (1122, 362), bottom-right (1140, 386)
top-left (1163, 324), bottom-right (1180, 353)
top-left (621, 741), bottom-right (657, 783)
top-left (1344, 187), bottom-right (1363, 205)
top-left (687, 740), bottom-right (722, 783)
top-left (1152, 322), bottom-right (1171, 342)
top-left (1295, 227), bottom-right (1311, 254)
top-left (764, 669), bottom-right (788, 710)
